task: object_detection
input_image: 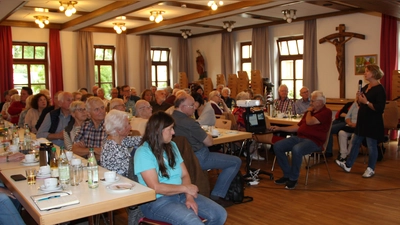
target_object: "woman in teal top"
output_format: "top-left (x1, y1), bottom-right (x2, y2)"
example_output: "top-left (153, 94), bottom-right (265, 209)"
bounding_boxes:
top-left (134, 111), bottom-right (226, 225)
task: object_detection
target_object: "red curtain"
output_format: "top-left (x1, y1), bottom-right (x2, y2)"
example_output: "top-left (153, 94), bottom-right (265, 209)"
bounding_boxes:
top-left (380, 14), bottom-right (398, 100)
top-left (49, 29), bottom-right (64, 97)
top-left (0, 26), bottom-right (14, 102)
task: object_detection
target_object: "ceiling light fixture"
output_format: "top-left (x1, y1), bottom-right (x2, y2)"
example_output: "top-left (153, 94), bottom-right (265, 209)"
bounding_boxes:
top-left (181, 29), bottom-right (192, 39)
top-left (222, 21), bottom-right (235, 32)
top-left (149, 11), bottom-right (165, 23)
top-left (113, 23), bottom-right (126, 34)
top-left (59, 1), bottom-right (78, 17)
top-left (207, 1), bottom-right (223, 10)
top-left (34, 16), bottom-right (49, 28)
top-left (282, 9), bottom-right (297, 23)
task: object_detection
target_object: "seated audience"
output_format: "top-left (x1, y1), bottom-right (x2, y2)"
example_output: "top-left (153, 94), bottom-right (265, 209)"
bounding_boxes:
top-left (173, 83), bottom-right (180, 89)
top-left (101, 110), bottom-right (141, 176)
top-left (108, 98), bottom-right (125, 112)
top-left (165, 88), bottom-right (179, 105)
top-left (37, 92), bottom-right (73, 148)
top-left (337, 101), bottom-right (359, 162)
top-left (135, 111), bottom-right (227, 224)
top-left (35, 91), bottom-right (62, 131)
top-left (24, 94), bottom-right (50, 133)
top-left (73, 97), bottom-right (107, 160)
top-left (221, 87), bottom-right (235, 109)
top-left (141, 89), bottom-right (153, 102)
top-left (97, 88), bottom-right (109, 106)
top-left (79, 87), bottom-right (88, 95)
top-left (64, 101), bottom-right (88, 151)
top-left (172, 93), bottom-right (241, 206)
top-left (130, 87), bottom-right (140, 102)
top-left (72, 91), bottom-right (82, 101)
top-left (0, 192), bottom-right (25, 225)
top-left (0, 91), bottom-right (9, 114)
top-left (233, 91), bottom-right (264, 160)
top-left (271, 91), bottom-right (331, 189)
top-left (164, 86), bottom-right (173, 99)
top-left (121, 85), bottom-right (136, 116)
top-left (209, 91), bottom-right (230, 115)
top-left (191, 84), bottom-right (207, 101)
top-left (192, 93), bottom-right (215, 126)
top-left (110, 88), bottom-right (119, 100)
top-left (294, 86), bottom-right (310, 114)
top-left (274, 84), bottom-right (295, 115)
top-left (150, 90), bottom-right (172, 113)
top-left (92, 85), bottom-right (99, 96)
top-left (131, 100), bottom-right (152, 135)
top-left (18, 95), bottom-right (33, 128)
top-left (216, 84), bottom-right (224, 93)
top-left (1, 89), bottom-right (18, 120)
top-left (39, 89), bottom-right (51, 102)
top-left (81, 93), bottom-right (93, 102)
top-left (8, 87), bottom-right (32, 124)
top-left (150, 86), bottom-right (157, 100)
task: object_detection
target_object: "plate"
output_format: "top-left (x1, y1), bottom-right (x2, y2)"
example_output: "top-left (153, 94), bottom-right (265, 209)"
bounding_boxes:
top-left (106, 183), bottom-right (134, 193)
top-left (101, 176), bottom-right (120, 184)
top-left (225, 131), bottom-right (239, 134)
top-left (39, 185), bottom-right (63, 192)
top-left (22, 159), bottom-right (39, 163)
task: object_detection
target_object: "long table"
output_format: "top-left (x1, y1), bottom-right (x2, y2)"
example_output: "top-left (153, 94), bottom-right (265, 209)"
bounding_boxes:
top-left (267, 115), bottom-right (301, 126)
top-left (1, 164), bottom-right (155, 225)
top-left (211, 128), bottom-right (252, 145)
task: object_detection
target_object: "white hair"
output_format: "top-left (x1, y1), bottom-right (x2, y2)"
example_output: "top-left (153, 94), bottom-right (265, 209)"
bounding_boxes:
top-left (105, 109), bottom-right (128, 136)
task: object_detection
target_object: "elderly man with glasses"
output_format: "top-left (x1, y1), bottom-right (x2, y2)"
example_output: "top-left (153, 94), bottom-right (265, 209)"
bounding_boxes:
top-left (150, 90), bottom-right (172, 113)
top-left (73, 97), bottom-right (107, 160)
top-left (172, 93), bottom-right (241, 207)
top-left (130, 100), bottom-right (153, 136)
top-left (121, 84), bottom-right (136, 116)
top-left (269, 91), bottom-right (332, 190)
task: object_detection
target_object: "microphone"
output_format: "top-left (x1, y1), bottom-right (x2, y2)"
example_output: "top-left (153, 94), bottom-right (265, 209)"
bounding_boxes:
top-left (358, 80), bottom-right (362, 93)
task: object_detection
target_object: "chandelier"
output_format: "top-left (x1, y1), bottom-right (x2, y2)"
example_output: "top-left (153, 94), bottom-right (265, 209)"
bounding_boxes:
top-left (149, 11), bottom-right (165, 23)
top-left (207, 1), bottom-right (223, 10)
top-left (181, 29), bottom-right (192, 39)
top-left (113, 23), bottom-right (126, 34)
top-left (282, 9), bottom-right (297, 23)
top-left (34, 16), bottom-right (49, 28)
top-left (59, 1), bottom-right (78, 17)
top-left (222, 21), bottom-right (235, 32)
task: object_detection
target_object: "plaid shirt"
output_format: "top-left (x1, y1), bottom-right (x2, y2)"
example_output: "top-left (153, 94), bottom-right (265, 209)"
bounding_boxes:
top-left (74, 119), bottom-right (107, 148)
top-left (274, 97), bottom-right (295, 115)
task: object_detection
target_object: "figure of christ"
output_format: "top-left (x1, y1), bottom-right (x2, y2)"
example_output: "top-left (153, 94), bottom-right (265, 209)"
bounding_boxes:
top-left (324, 34), bottom-right (354, 80)
top-left (196, 50), bottom-right (205, 79)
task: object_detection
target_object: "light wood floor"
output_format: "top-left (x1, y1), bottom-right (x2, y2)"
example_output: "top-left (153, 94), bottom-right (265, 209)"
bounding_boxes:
top-left (23, 141), bottom-right (400, 225)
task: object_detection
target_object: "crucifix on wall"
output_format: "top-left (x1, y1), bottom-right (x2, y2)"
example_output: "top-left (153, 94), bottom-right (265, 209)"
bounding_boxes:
top-left (319, 24), bottom-right (365, 98)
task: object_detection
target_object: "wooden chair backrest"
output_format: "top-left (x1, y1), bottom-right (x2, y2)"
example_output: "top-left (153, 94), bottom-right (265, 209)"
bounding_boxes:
top-left (321, 119), bottom-right (334, 152)
top-left (383, 101), bottom-right (399, 129)
top-left (215, 118), bottom-right (232, 130)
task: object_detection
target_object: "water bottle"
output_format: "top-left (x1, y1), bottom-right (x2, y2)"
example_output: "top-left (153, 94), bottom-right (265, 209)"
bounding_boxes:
top-left (24, 124), bottom-right (31, 149)
top-left (2, 128), bottom-right (10, 150)
top-left (87, 148), bottom-right (99, 189)
top-left (70, 158), bottom-right (83, 186)
top-left (58, 147), bottom-right (70, 184)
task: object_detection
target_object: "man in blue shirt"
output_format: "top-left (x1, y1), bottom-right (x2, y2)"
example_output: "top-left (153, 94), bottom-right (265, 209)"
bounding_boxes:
top-left (294, 86), bottom-right (311, 114)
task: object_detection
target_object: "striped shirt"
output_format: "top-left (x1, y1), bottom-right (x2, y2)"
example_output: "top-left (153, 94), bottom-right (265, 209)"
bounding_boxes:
top-left (74, 119), bottom-right (107, 148)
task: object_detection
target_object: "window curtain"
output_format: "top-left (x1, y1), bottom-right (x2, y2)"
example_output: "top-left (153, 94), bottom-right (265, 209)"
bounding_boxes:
top-left (77, 31), bottom-right (95, 90)
top-left (303, 19), bottom-right (318, 92)
top-left (49, 29), bottom-right (64, 97)
top-left (178, 38), bottom-right (190, 81)
top-left (139, 35), bottom-right (151, 91)
top-left (221, 32), bottom-right (235, 76)
top-left (380, 14), bottom-right (398, 100)
top-left (251, 27), bottom-right (270, 78)
top-left (116, 33), bottom-right (129, 86)
top-left (0, 26), bottom-right (13, 101)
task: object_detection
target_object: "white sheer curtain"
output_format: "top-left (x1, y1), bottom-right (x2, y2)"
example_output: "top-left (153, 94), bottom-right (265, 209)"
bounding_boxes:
top-left (77, 31), bottom-right (95, 90)
top-left (303, 19), bottom-right (318, 91)
top-left (251, 27), bottom-right (270, 78)
top-left (139, 35), bottom-right (151, 91)
top-left (116, 33), bottom-right (129, 86)
top-left (221, 32), bottom-right (235, 76)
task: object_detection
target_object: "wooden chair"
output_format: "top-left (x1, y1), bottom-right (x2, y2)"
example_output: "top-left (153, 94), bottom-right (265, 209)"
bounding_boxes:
top-left (303, 120), bottom-right (333, 186)
top-left (215, 118), bottom-right (232, 130)
top-left (383, 101), bottom-right (399, 144)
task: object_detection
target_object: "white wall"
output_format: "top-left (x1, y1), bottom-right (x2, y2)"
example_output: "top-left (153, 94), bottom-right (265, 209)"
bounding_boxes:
top-left (11, 12), bottom-right (385, 99)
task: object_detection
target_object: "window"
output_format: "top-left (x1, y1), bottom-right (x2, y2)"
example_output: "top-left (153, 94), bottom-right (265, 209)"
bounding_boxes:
top-left (94, 46), bottom-right (115, 98)
top-left (151, 48), bottom-right (170, 88)
top-left (240, 42), bottom-right (252, 80)
top-left (277, 36), bottom-right (304, 100)
top-left (12, 42), bottom-right (48, 93)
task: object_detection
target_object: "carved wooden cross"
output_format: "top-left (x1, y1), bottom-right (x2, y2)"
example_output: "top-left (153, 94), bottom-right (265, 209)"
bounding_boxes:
top-left (319, 24), bottom-right (365, 98)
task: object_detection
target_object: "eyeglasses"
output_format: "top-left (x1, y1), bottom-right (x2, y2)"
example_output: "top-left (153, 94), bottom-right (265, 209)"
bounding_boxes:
top-left (184, 105), bottom-right (195, 109)
top-left (92, 106), bottom-right (105, 113)
top-left (75, 108), bottom-right (86, 112)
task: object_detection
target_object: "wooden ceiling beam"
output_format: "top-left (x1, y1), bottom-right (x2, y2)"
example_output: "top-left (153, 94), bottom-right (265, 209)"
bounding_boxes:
top-left (0, 20), bottom-right (62, 29)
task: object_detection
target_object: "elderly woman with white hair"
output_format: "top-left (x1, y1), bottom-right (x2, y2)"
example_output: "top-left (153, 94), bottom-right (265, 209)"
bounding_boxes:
top-left (208, 90), bottom-right (230, 115)
top-left (100, 109), bottom-right (141, 177)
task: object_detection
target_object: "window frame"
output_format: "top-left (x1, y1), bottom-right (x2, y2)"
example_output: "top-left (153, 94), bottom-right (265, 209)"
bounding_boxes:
top-left (94, 45), bottom-right (116, 98)
top-left (276, 36), bottom-right (304, 100)
top-left (240, 41), bottom-right (252, 80)
top-left (151, 47), bottom-right (170, 88)
top-left (12, 42), bottom-right (49, 92)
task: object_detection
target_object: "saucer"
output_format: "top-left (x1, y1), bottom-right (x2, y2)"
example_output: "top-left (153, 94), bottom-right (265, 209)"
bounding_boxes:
top-left (36, 172), bottom-right (51, 179)
top-left (22, 159), bottom-right (39, 163)
top-left (106, 183), bottom-right (134, 193)
top-left (39, 185), bottom-right (62, 192)
top-left (101, 176), bottom-right (120, 184)
top-left (21, 159), bottom-right (39, 166)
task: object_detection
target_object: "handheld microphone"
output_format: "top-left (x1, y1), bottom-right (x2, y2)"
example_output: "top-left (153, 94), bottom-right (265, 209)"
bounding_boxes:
top-left (358, 80), bottom-right (362, 93)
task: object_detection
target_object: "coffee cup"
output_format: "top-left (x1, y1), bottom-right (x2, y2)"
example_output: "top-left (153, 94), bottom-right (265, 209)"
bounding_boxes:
top-left (24, 154), bottom-right (35, 162)
top-left (212, 128), bottom-right (219, 136)
top-left (71, 158), bottom-right (82, 166)
top-left (9, 145), bottom-right (18, 153)
top-left (39, 165), bottom-right (51, 175)
top-left (104, 171), bottom-right (117, 182)
top-left (44, 178), bottom-right (58, 189)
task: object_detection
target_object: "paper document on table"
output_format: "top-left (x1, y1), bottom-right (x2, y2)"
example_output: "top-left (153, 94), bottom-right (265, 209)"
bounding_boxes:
top-left (31, 193), bottom-right (79, 211)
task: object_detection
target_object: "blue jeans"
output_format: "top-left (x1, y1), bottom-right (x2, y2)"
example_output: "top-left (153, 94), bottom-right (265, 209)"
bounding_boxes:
top-left (345, 134), bottom-right (378, 170)
top-left (0, 193), bottom-right (25, 225)
top-left (140, 193), bottom-right (227, 225)
top-left (274, 136), bottom-right (321, 181)
top-left (326, 120), bottom-right (346, 154)
top-left (195, 147), bottom-right (241, 198)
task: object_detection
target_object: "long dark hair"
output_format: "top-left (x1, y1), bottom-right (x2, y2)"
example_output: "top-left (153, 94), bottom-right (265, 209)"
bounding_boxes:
top-left (141, 111), bottom-right (176, 178)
